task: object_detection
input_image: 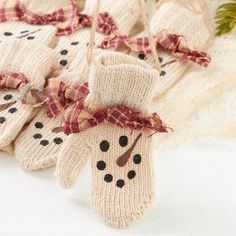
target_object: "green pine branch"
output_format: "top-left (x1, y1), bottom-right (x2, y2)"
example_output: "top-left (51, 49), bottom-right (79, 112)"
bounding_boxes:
top-left (215, 0), bottom-right (236, 36)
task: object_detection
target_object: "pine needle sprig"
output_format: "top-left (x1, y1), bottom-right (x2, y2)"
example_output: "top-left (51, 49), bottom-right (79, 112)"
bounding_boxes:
top-left (215, 0), bottom-right (236, 36)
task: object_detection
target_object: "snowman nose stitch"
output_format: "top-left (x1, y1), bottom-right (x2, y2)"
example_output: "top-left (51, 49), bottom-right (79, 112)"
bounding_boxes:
top-left (116, 133), bottom-right (142, 167)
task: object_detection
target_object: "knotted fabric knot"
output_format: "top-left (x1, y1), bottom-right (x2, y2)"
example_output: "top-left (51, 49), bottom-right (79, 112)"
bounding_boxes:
top-left (0, 72), bottom-right (46, 110)
top-left (99, 30), bottom-right (211, 67)
top-left (46, 78), bottom-right (89, 118)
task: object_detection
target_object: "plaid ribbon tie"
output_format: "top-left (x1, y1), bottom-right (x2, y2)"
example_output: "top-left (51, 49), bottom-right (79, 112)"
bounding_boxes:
top-left (62, 102), bottom-right (169, 135)
top-left (46, 78), bottom-right (89, 117)
top-left (99, 30), bottom-right (211, 67)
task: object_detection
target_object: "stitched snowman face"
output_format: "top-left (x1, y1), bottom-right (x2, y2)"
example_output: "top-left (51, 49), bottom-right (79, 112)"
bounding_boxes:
top-left (136, 53), bottom-right (168, 78)
top-left (0, 90), bottom-right (33, 149)
top-left (0, 23), bottom-right (55, 45)
top-left (90, 124), bottom-right (153, 190)
top-left (55, 29), bottom-right (104, 74)
top-left (15, 107), bottom-right (69, 170)
top-left (0, 91), bottom-right (19, 122)
top-left (88, 124), bottom-right (154, 228)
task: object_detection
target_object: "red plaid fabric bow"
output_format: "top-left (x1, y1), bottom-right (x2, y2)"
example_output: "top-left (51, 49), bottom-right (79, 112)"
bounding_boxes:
top-left (99, 30), bottom-right (211, 67)
top-left (0, 0), bottom-right (118, 36)
top-left (63, 101), bottom-right (168, 135)
top-left (0, 72), bottom-right (46, 111)
top-left (46, 78), bottom-right (89, 118)
top-left (75, 12), bottom-right (118, 35)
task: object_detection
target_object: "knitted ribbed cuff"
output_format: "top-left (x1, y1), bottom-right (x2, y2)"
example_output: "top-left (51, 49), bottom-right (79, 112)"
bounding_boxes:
top-left (88, 51), bottom-right (158, 112)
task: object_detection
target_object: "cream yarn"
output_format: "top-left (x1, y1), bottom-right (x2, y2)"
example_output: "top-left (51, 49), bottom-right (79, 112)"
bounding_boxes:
top-left (14, 0), bottom-right (140, 171)
top-left (129, 1), bottom-right (211, 97)
top-left (0, 39), bottom-right (57, 149)
top-left (53, 0), bottom-right (140, 76)
top-left (56, 51), bottom-right (159, 228)
top-left (0, 0), bottom-right (72, 47)
top-left (152, 37), bottom-right (236, 149)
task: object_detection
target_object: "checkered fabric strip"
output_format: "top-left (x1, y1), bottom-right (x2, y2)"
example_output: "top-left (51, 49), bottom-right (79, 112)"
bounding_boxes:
top-left (0, 72), bottom-right (28, 89)
top-left (48, 11), bottom-right (119, 36)
top-left (0, 0), bottom-right (119, 36)
top-left (99, 30), bottom-right (211, 67)
top-left (46, 78), bottom-right (89, 118)
top-left (63, 102), bottom-right (168, 135)
top-left (0, 0), bottom-right (74, 22)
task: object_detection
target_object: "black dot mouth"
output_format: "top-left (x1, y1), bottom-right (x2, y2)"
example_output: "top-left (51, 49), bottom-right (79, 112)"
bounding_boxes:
top-left (116, 179), bottom-right (125, 188)
top-left (33, 133), bottom-right (42, 139)
top-left (133, 154), bottom-right (141, 164)
top-left (40, 140), bottom-right (49, 146)
top-left (8, 107), bottom-right (17, 113)
top-left (96, 160), bottom-right (106, 170)
top-left (53, 137), bottom-right (63, 145)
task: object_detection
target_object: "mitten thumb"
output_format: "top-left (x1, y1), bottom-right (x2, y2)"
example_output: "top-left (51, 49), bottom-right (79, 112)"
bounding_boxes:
top-left (55, 131), bottom-right (91, 189)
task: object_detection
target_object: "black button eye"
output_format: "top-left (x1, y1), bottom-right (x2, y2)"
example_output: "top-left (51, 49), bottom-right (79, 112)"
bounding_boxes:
top-left (4, 94), bottom-right (12, 100)
top-left (71, 41), bottom-right (79, 46)
top-left (35, 122), bottom-right (43, 129)
top-left (160, 70), bottom-right (166, 76)
top-left (4, 32), bottom-right (12, 36)
top-left (158, 57), bottom-right (163, 63)
top-left (100, 140), bottom-right (109, 152)
top-left (119, 135), bottom-right (128, 147)
top-left (8, 107), bottom-right (17, 113)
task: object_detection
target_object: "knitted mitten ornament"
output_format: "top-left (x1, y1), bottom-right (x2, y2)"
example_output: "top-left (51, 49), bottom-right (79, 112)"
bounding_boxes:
top-left (56, 51), bottom-right (167, 228)
top-left (53, 0), bottom-right (140, 76)
top-left (14, 0), bottom-right (140, 170)
top-left (0, 0), bottom-right (74, 47)
top-left (100, 1), bottom-right (212, 97)
top-left (151, 37), bottom-right (236, 149)
top-left (0, 39), bottom-right (57, 149)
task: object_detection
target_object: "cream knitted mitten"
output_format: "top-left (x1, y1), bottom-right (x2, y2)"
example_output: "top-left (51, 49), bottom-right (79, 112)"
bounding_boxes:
top-left (152, 37), bottom-right (236, 149)
top-left (56, 52), bottom-right (162, 228)
top-left (14, 0), bottom-right (140, 171)
top-left (0, 39), bottom-right (57, 149)
top-left (0, 0), bottom-right (73, 47)
top-left (129, 1), bottom-right (211, 97)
